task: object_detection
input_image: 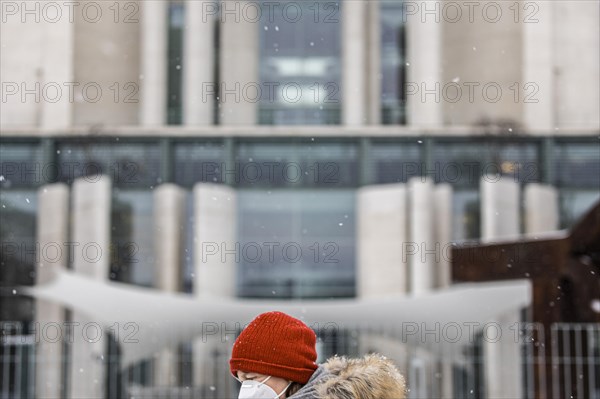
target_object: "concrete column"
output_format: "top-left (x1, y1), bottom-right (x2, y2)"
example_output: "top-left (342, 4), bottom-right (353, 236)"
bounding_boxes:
top-left (219, 1), bottom-right (258, 125)
top-left (408, 178), bottom-right (435, 295)
top-left (69, 176), bottom-right (111, 399)
top-left (342, 0), bottom-right (367, 125)
top-left (523, 1), bottom-right (555, 130)
top-left (183, 0), bottom-right (214, 125)
top-left (140, 0), bottom-right (168, 125)
top-left (554, 1), bottom-right (600, 128)
top-left (192, 183), bottom-right (237, 297)
top-left (483, 310), bottom-right (523, 399)
top-left (73, 1), bottom-right (141, 126)
top-left (480, 177), bottom-right (522, 399)
top-left (524, 183), bottom-right (559, 234)
top-left (366, 0), bottom-right (381, 125)
top-left (192, 183), bottom-right (237, 387)
top-left (40, 5), bottom-right (74, 128)
top-left (480, 176), bottom-right (520, 242)
top-left (35, 183), bottom-right (69, 398)
top-left (406, 2), bottom-right (442, 126)
top-left (433, 184), bottom-right (452, 289)
top-left (357, 184), bottom-right (408, 297)
top-left (153, 184), bottom-right (186, 386)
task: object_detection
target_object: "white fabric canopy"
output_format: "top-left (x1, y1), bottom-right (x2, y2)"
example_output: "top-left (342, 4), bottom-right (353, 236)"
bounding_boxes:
top-left (23, 270), bottom-right (531, 368)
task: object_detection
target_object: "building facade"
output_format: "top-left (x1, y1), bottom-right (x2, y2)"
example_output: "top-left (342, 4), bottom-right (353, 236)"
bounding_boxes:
top-left (1, 1), bottom-right (599, 398)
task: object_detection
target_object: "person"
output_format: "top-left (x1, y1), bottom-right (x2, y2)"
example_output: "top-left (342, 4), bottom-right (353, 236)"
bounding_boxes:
top-left (230, 311), bottom-right (407, 399)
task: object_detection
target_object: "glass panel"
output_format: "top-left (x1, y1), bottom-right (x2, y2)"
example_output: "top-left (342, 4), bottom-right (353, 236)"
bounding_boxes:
top-left (370, 142), bottom-right (421, 183)
top-left (259, 0), bottom-right (341, 124)
top-left (558, 189), bottom-right (600, 229)
top-left (381, 0), bottom-right (407, 124)
top-left (235, 141), bottom-right (358, 188)
top-left (56, 141), bottom-right (161, 188)
top-left (433, 141), bottom-right (540, 188)
top-left (0, 190), bottom-right (37, 287)
top-left (554, 142), bottom-right (600, 189)
top-left (452, 189), bottom-right (480, 242)
top-left (167, 2), bottom-right (184, 125)
top-left (0, 143), bottom-right (44, 188)
top-left (181, 191), bottom-right (195, 293)
top-left (173, 141), bottom-right (226, 187)
top-left (237, 189), bottom-right (355, 298)
top-left (110, 190), bottom-right (155, 286)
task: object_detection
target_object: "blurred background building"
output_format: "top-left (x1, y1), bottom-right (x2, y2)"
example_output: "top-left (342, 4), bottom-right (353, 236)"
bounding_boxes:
top-left (1, 0), bottom-right (599, 398)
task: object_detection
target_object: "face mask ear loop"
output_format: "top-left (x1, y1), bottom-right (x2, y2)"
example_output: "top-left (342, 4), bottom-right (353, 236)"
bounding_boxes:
top-left (258, 375), bottom-right (272, 386)
top-left (276, 381), bottom-right (293, 398)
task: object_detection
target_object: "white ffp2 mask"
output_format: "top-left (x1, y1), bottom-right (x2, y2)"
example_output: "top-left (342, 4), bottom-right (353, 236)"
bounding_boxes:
top-left (237, 376), bottom-right (292, 399)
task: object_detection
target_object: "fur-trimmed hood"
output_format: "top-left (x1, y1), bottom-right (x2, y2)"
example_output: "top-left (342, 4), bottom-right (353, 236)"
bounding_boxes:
top-left (290, 354), bottom-right (407, 399)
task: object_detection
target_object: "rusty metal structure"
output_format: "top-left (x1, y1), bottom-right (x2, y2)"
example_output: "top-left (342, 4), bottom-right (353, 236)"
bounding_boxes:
top-left (453, 201), bottom-right (600, 398)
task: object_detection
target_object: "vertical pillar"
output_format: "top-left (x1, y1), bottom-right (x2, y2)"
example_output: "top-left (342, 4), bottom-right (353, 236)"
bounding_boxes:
top-left (183, 0), bottom-right (214, 125)
top-left (357, 184), bottom-right (408, 297)
top-left (366, 0), bottom-right (381, 125)
top-left (408, 178), bottom-right (435, 294)
top-left (554, 1), bottom-right (600, 128)
top-left (523, 1), bottom-right (554, 130)
top-left (153, 184), bottom-right (185, 387)
top-left (40, 4), bottom-right (74, 128)
top-left (524, 183), bottom-right (559, 234)
top-left (35, 183), bottom-right (69, 398)
top-left (192, 183), bottom-right (237, 387)
top-left (480, 176), bottom-right (520, 242)
top-left (406, 1), bottom-right (442, 126)
top-left (140, 0), bottom-right (168, 125)
top-left (69, 176), bottom-right (112, 399)
top-left (432, 182), bottom-right (454, 399)
top-left (342, 0), bottom-right (367, 125)
top-left (433, 183), bottom-right (452, 288)
top-left (219, 0), bottom-right (258, 125)
top-left (480, 177), bottom-right (522, 399)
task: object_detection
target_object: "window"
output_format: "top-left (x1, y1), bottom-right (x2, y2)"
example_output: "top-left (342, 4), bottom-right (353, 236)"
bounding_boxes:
top-left (167, 2), bottom-right (184, 125)
top-left (235, 140), bottom-right (358, 188)
top-left (57, 141), bottom-right (162, 189)
top-left (237, 189), bottom-right (355, 298)
top-left (381, 0), bottom-right (407, 125)
top-left (258, 0), bottom-right (342, 124)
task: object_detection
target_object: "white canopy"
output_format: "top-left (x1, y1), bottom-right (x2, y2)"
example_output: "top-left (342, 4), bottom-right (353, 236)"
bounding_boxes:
top-left (23, 270), bottom-right (531, 368)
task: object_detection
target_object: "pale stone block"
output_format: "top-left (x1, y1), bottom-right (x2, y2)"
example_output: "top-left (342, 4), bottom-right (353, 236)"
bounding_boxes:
top-left (357, 184), bottom-right (408, 297)
top-left (193, 183), bottom-right (237, 297)
top-left (408, 178), bottom-right (435, 294)
top-left (69, 176), bottom-right (111, 399)
top-left (35, 183), bottom-right (69, 398)
top-left (140, 0), bottom-right (168, 125)
top-left (183, 0), bottom-right (215, 126)
top-left (480, 176), bottom-right (520, 242)
top-left (524, 183), bottom-right (559, 234)
top-left (219, 0), bottom-right (258, 125)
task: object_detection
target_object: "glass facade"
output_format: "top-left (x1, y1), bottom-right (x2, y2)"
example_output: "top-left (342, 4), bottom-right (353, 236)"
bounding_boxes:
top-left (258, 0), bottom-right (341, 124)
top-left (235, 140), bottom-right (358, 187)
top-left (553, 141), bottom-right (600, 227)
top-left (56, 140), bottom-right (162, 188)
top-left (381, 0), bottom-right (407, 124)
top-left (237, 189), bottom-right (355, 298)
top-left (167, 1), bottom-right (185, 125)
top-left (1, 136), bottom-right (598, 297)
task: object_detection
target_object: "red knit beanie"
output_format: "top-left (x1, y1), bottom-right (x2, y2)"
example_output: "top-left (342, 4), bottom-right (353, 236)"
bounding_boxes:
top-left (230, 311), bottom-right (318, 384)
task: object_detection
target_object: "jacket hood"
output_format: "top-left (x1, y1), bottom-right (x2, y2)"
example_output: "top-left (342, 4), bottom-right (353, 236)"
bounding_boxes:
top-left (290, 354), bottom-right (406, 399)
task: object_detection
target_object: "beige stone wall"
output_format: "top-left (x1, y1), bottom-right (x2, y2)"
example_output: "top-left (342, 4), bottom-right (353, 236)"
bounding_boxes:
top-left (441, 1), bottom-right (523, 127)
top-left (73, 0), bottom-right (140, 126)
